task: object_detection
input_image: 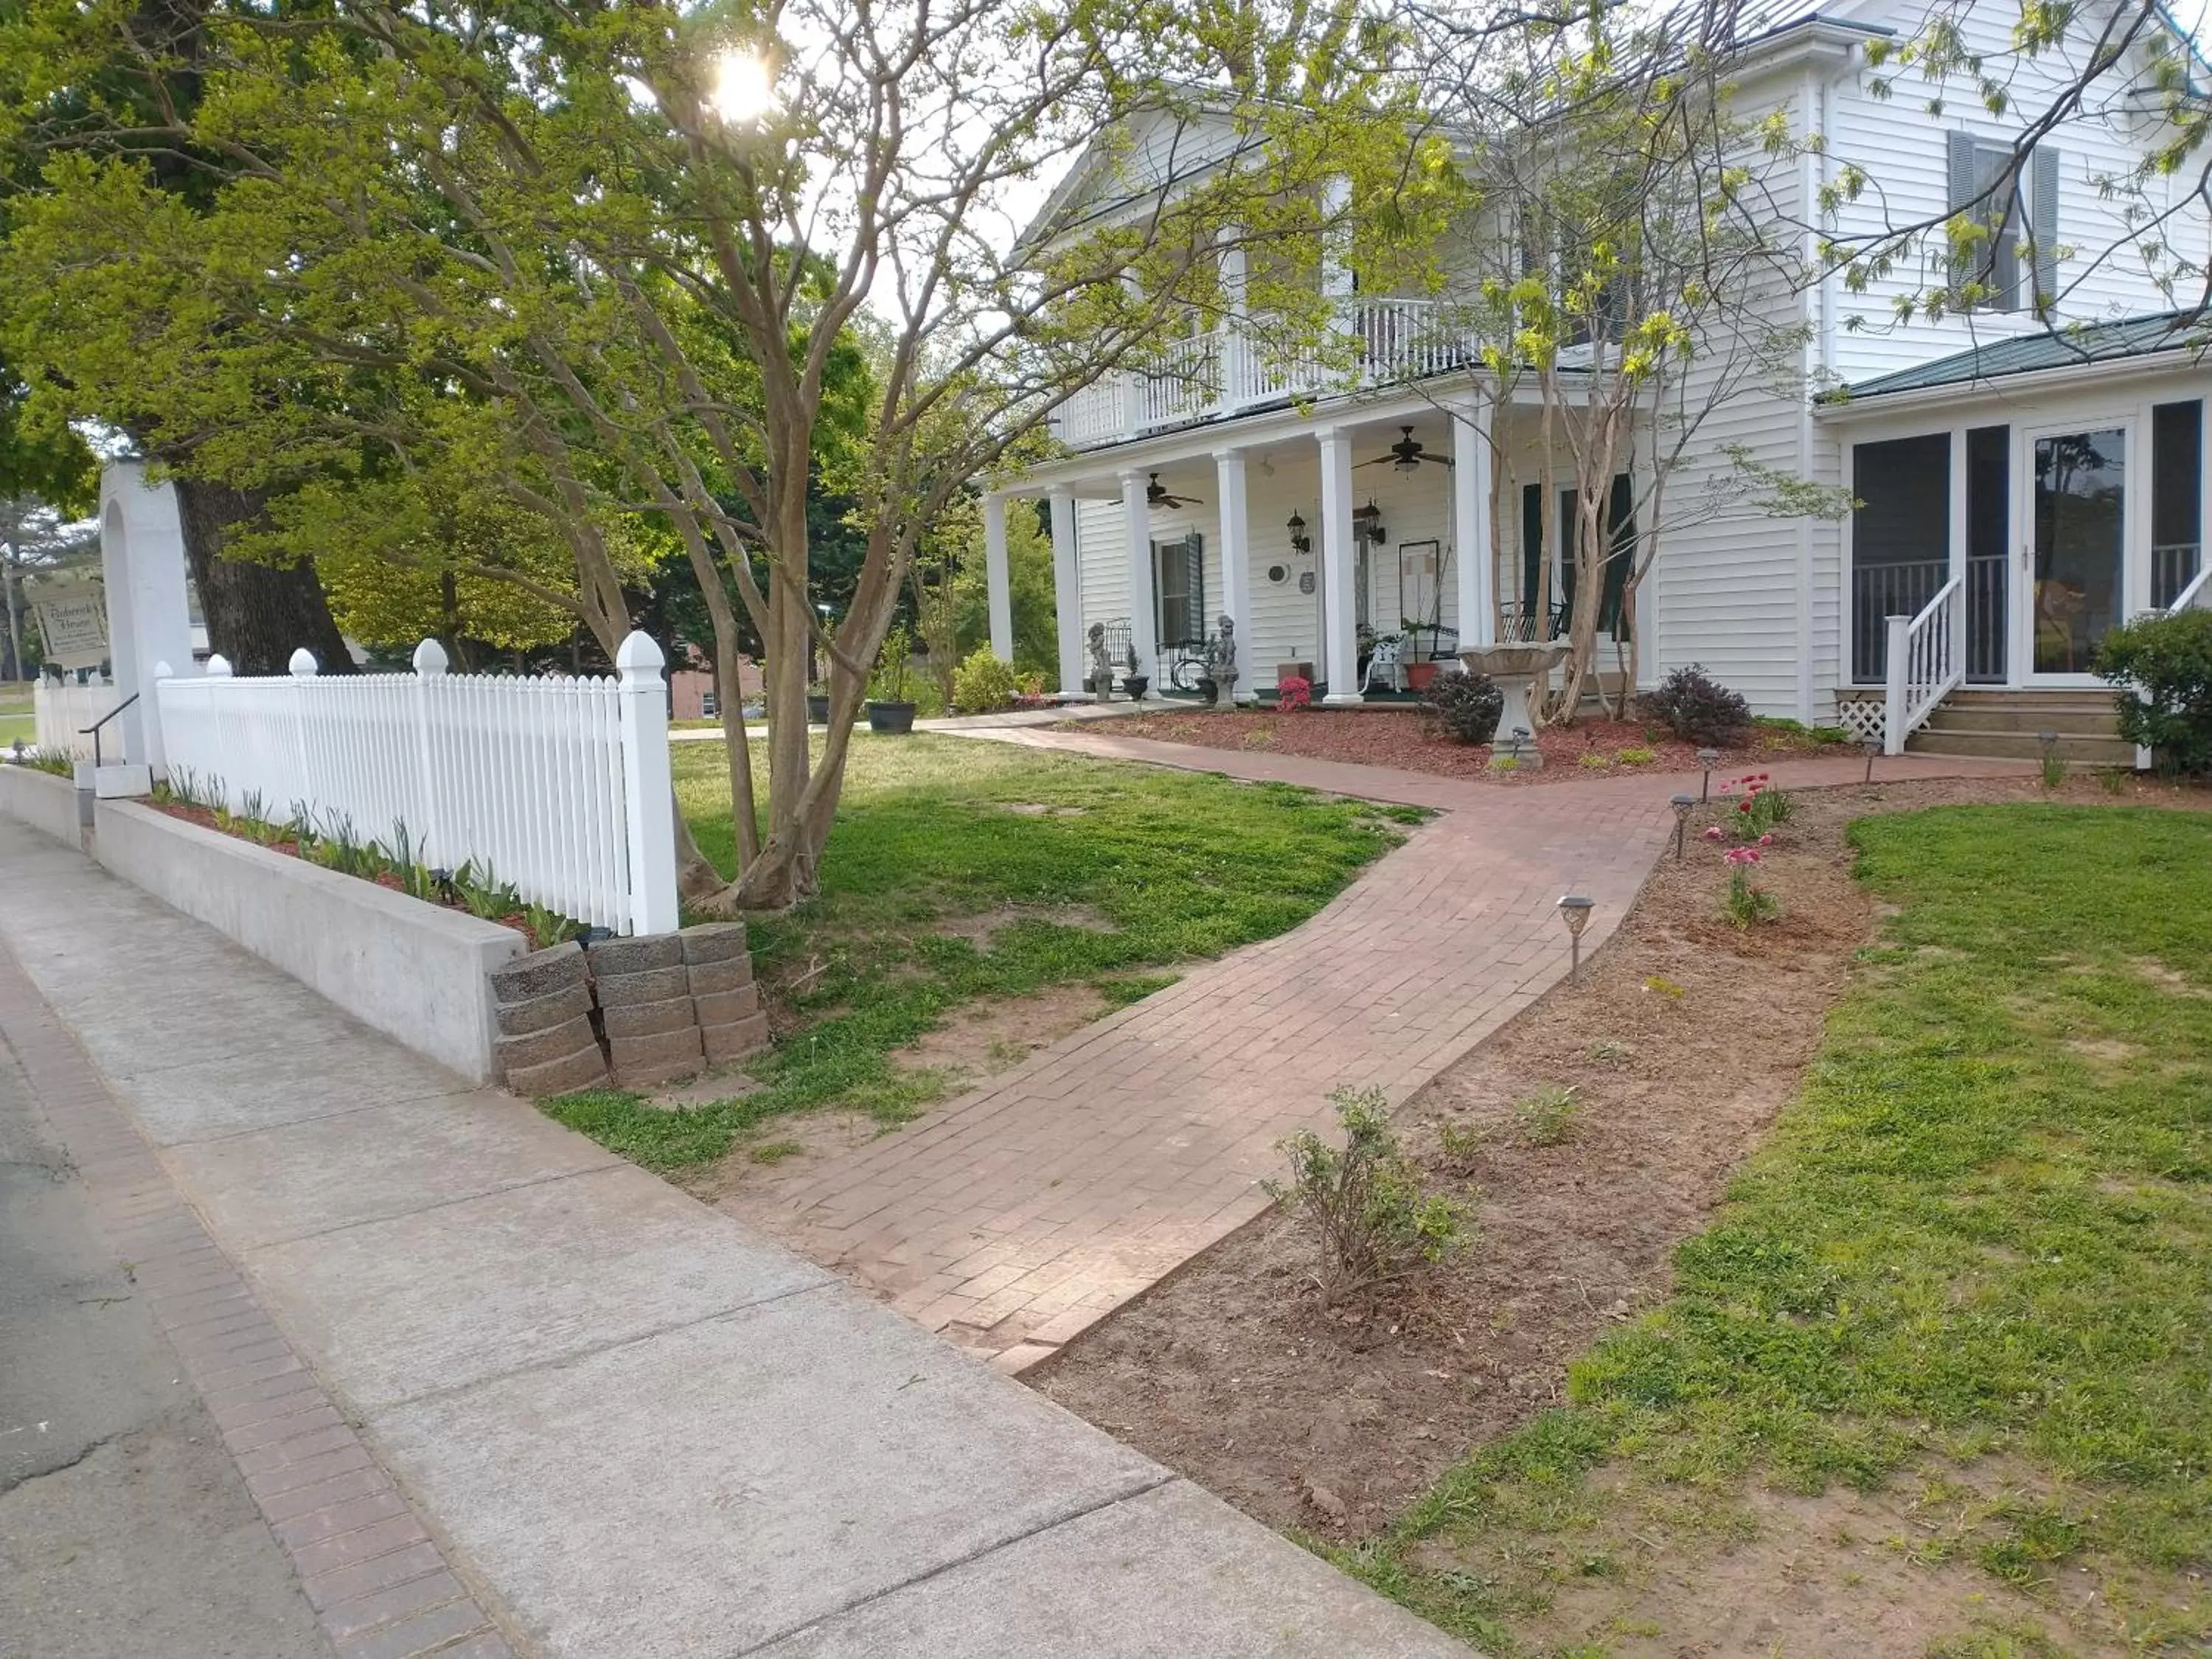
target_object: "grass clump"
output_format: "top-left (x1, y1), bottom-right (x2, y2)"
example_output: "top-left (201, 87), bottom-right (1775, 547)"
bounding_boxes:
top-left (1337, 805), bottom-right (2212, 1652)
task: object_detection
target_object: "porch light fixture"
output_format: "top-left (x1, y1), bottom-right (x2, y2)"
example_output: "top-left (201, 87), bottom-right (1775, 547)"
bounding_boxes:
top-left (1286, 511), bottom-right (1312, 555)
top-left (1697, 747), bottom-right (1719, 801)
top-left (1557, 894), bottom-right (1595, 984)
top-left (1862, 733), bottom-right (1882, 783)
top-left (1352, 500), bottom-right (1386, 544)
top-left (1669, 793), bottom-right (1695, 862)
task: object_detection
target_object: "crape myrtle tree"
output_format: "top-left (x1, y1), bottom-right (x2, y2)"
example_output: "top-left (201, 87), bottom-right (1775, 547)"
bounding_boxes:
top-left (0, 0), bottom-right (1450, 907)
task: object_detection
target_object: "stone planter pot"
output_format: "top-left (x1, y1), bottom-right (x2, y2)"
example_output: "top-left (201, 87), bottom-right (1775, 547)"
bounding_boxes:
top-left (1122, 674), bottom-right (1150, 700)
top-left (866, 700), bottom-right (917, 734)
top-left (806, 693), bottom-right (831, 724)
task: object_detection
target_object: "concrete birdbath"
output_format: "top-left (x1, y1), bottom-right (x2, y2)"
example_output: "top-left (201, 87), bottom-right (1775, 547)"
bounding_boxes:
top-left (1458, 641), bottom-right (1571, 769)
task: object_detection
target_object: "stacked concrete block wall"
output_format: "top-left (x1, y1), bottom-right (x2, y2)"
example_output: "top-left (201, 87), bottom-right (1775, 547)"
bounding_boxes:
top-left (490, 924), bottom-right (770, 1095)
top-left (588, 933), bottom-right (705, 1087)
top-left (682, 924), bottom-right (769, 1063)
top-left (490, 942), bottom-right (611, 1095)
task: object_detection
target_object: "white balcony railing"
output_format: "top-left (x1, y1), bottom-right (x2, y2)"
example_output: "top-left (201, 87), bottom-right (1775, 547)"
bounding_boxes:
top-left (1050, 297), bottom-right (1478, 451)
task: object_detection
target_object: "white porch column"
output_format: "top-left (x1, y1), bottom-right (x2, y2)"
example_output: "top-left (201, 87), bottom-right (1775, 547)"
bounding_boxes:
top-left (1317, 427), bottom-right (1360, 703)
top-left (1450, 401), bottom-right (1495, 650)
top-left (1213, 448), bottom-right (1255, 700)
top-left (983, 492), bottom-right (1013, 664)
top-left (1218, 229), bottom-right (1250, 413)
top-left (1120, 469), bottom-right (1158, 673)
top-left (1048, 489), bottom-right (1083, 696)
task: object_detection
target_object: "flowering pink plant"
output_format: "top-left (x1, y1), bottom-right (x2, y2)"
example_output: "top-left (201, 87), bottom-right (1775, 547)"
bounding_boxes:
top-left (1276, 675), bottom-right (1312, 712)
top-left (1702, 825), bottom-right (1725, 843)
top-left (1719, 841), bottom-right (1779, 926)
top-left (1758, 832), bottom-right (1775, 846)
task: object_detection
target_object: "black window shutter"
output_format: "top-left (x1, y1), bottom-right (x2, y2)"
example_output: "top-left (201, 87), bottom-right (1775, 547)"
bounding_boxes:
top-left (2031, 146), bottom-right (2061, 314)
top-left (1520, 483), bottom-right (1543, 616)
top-left (1946, 131), bottom-right (1979, 286)
top-left (1186, 533), bottom-right (1205, 639)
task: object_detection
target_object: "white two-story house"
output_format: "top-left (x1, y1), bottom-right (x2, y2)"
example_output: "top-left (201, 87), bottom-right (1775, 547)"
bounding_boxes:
top-left (975, 0), bottom-right (2210, 757)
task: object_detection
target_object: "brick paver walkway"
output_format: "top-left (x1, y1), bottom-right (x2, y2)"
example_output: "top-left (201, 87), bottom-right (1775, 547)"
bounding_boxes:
top-left (726, 737), bottom-right (2032, 1370)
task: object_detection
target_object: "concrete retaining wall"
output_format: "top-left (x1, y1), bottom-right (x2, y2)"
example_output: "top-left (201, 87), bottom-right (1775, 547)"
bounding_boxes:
top-left (91, 799), bottom-right (524, 1082)
top-left (0, 765), bottom-right (85, 848)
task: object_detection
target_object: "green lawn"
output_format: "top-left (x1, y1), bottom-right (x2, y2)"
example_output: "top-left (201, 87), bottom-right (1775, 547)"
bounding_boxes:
top-left (546, 734), bottom-right (1420, 1169)
top-left (1341, 806), bottom-right (2212, 1654)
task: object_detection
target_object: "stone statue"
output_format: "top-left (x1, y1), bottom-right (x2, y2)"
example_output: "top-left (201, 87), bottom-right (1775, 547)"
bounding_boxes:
top-left (1086, 622), bottom-right (1115, 701)
top-left (1204, 616), bottom-right (1239, 709)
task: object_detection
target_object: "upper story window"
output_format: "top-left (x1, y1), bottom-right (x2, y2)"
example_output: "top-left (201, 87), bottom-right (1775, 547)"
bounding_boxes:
top-left (1947, 134), bottom-right (2061, 315)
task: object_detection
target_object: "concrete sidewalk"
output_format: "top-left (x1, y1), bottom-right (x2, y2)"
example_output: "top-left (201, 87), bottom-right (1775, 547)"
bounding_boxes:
top-left (0, 819), bottom-right (1470, 1659)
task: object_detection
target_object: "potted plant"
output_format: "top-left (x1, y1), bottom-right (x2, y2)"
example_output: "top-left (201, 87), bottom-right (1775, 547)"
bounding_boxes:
top-left (806, 688), bottom-right (832, 724)
top-left (1121, 645), bottom-right (1149, 700)
top-left (866, 625), bottom-right (919, 734)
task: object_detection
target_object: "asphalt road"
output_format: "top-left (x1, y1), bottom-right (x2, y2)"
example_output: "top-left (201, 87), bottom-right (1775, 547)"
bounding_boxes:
top-left (0, 1043), bottom-right (332, 1659)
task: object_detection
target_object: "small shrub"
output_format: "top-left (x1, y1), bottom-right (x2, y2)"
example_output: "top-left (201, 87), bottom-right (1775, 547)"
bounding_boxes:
top-left (1434, 1119), bottom-right (1485, 1174)
top-left (1264, 1085), bottom-right (1467, 1304)
top-left (1276, 674), bottom-right (1313, 712)
top-left (1637, 664), bottom-right (1752, 745)
top-left (1577, 751), bottom-right (1610, 770)
top-left (1722, 845), bottom-right (1781, 927)
top-left (2095, 606), bottom-right (2212, 773)
top-left (1617, 745), bottom-right (1658, 765)
top-left (1421, 670), bottom-right (1504, 744)
top-left (2040, 749), bottom-right (2070, 790)
top-left (950, 645), bottom-right (1020, 712)
top-left (1515, 1083), bottom-right (1582, 1146)
top-left (16, 747), bottom-right (74, 778)
top-left (2099, 766), bottom-right (2131, 795)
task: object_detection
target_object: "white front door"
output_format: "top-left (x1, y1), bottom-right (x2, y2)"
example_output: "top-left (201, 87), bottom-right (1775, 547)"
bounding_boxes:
top-left (2020, 420), bottom-right (2135, 685)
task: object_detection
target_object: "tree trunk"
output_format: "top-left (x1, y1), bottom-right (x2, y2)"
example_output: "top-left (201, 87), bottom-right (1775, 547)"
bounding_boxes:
top-left (173, 479), bottom-right (355, 675)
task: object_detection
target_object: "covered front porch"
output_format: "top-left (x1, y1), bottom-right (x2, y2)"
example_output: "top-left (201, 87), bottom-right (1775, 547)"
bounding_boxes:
top-left (981, 384), bottom-right (1644, 706)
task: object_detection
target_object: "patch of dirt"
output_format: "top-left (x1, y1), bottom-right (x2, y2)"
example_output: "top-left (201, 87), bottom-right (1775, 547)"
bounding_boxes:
top-left (1032, 776), bottom-right (2212, 1557)
top-left (890, 981), bottom-right (1113, 1082)
top-left (999, 801), bottom-right (1088, 816)
top-left (931, 902), bottom-right (1113, 946)
top-left (1076, 709), bottom-right (1842, 785)
top-left (1480, 1457), bottom-right (2117, 1659)
top-left (674, 1107), bottom-right (888, 1205)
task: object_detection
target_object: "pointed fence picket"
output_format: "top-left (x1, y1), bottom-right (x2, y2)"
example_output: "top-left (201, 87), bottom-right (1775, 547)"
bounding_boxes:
top-left (152, 631), bottom-right (678, 935)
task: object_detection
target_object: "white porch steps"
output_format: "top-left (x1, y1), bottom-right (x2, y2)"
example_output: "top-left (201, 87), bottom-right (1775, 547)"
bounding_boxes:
top-left (1903, 689), bottom-right (2135, 766)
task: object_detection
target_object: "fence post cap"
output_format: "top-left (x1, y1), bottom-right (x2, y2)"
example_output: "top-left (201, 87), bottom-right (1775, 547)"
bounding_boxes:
top-left (615, 630), bottom-right (666, 680)
top-left (411, 638), bottom-right (451, 676)
top-left (152, 660), bottom-right (173, 680)
top-left (206, 654), bottom-right (234, 678)
top-left (288, 647), bottom-right (320, 678)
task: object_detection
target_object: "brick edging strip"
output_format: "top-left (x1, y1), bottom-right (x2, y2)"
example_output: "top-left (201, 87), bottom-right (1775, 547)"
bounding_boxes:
top-left (0, 941), bottom-right (520, 1659)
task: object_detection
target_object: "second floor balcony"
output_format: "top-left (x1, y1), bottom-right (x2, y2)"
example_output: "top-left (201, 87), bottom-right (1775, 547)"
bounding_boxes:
top-left (1050, 297), bottom-right (1479, 451)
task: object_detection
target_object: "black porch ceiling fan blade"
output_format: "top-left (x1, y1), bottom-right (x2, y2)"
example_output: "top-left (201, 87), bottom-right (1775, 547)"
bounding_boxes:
top-left (1145, 472), bottom-right (1205, 509)
top-left (1360, 425), bottom-right (1453, 470)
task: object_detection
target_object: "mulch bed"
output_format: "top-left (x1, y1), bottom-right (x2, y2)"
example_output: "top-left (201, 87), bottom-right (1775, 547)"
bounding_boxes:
top-left (1029, 772), bottom-right (2212, 1541)
top-left (1077, 709), bottom-right (1842, 783)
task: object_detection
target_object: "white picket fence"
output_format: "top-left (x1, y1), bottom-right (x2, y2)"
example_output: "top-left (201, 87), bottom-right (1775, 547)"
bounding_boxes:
top-left (33, 676), bottom-right (125, 759)
top-left (153, 633), bottom-right (678, 935)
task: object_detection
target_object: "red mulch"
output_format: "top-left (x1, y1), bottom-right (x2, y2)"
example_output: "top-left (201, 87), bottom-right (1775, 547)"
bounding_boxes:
top-left (147, 799), bottom-right (536, 939)
top-left (1079, 709), bottom-right (1840, 784)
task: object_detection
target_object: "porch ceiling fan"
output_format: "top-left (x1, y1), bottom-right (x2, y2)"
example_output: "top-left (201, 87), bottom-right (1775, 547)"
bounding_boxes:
top-left (1146, 472), bottom-right (1204, 509)
top-left (1357, 426), bottom-right (1453, 472)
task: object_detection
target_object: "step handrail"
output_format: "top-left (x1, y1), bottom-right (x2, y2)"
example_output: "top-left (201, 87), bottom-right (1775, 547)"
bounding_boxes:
top-left (1883, 576), bottom-right (1965, 755)
top-left (80, 692), bottom-right (140, 769)
top-left (2170, 563), bottom-right (2211, 615)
